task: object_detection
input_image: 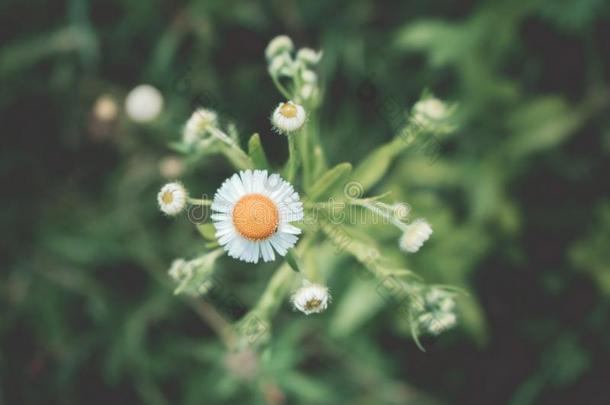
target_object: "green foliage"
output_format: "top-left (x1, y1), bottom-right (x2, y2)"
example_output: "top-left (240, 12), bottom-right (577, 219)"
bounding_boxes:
top-left (2, 0), bottom-right (610, 404)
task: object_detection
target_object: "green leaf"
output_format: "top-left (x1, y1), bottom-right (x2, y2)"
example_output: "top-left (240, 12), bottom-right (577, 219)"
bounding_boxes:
top-left (197, 223), bottom-right (216, 241)
top-left (351, 137), bottom-right (404, 192)
top-left (247, 133), bottom-right (270, 169)
top-left (285, 249), bottom-right (301, 273)
top-left (306, 162), bottom-right (352, 201)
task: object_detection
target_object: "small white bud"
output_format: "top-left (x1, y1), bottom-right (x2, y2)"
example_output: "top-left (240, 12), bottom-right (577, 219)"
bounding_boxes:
top-left (291, 281), bottom-right (331, 315)
top-left (265, 35), bottom-right (293, 60)
top-left (296, 47), bottom-right (322, 65)
top-left (125, 84), bottom-right (163, 122)
top-left (157, 182), bottom-right (188, 216)
top-left (268, 53), bottom-right (295, 77)
top-left (301, 69), bottom-right (317, 83)
top-left (271, 101), bottom-right (306, 133)
top-left (299, 84), bottom-right (316, 100)
top-left (183, 108), bottom-right (218, 145)
top-left (93, 95), bottom-right (118, 122)
top-left (399, 218), bottom-right (432, 253)
top-left (418, 312), bottom-right (456, 335)
top-left (412, 97), bottom-right (450, 128)
top-left (168, 259), bottom-right (193, 283)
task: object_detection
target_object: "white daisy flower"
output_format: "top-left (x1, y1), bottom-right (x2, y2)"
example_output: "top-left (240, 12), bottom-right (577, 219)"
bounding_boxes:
top-left (157, 182), bottom-right (188, 216)
top-left (125, 84), bottom-right (163, 122)
top-left (399, 218), bottom-right (432, 253)
top-left (291, 281), bottom-right (331, 315)
top-left (183, 108), bottom-right (218, 145)
top-left (211, 170), bottom-right (304, 263)
top-left (271, 101), bottom-right (306, 133)
top-left (265, 35), bottom-right (294, 60)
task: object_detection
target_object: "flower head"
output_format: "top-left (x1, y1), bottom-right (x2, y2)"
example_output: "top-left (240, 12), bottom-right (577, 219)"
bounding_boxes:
top-left (399, 218), bottom-right (432, 253)
top-left (183, 108), bottom-right (218, 145)
top-left (125, 84), bottom-right (163, 122)
top-left (157, 182), bottom-right (188, 216)
top-left (271, 101), bottom-right (306, 133)
top-left (211, 170), bottom-right (304, 263)
top-left (265, 35), bottom-right (293, 60)
top-left (291, 281), bottom-right (331, 315)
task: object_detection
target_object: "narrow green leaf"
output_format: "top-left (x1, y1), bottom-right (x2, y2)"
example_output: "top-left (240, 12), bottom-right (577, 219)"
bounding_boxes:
top-left (285, 249), bottom-right (301, 272)
top-left (247, 133), bottom-right (270, 169)
top-left (352, 137), bottom-right (405, 192)
top-left (306, 162), bottom-right (352, 201)
top-left (197, 223), bottom-right (216, 241)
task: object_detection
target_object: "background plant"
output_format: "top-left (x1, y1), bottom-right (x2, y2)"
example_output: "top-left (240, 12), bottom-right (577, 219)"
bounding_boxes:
top-left (2, 0), bottom-right (610, 404)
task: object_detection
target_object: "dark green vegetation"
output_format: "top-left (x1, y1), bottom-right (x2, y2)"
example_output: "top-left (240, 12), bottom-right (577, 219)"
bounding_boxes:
top-left (2, 0), bottom-right (610, 404)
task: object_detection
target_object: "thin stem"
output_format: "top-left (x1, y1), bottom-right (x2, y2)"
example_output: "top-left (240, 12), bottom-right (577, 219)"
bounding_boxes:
top-left (187, 198), bottom-right (212, 206)
top-left (271, 74), bottom-right (293, 100)
top-left (286, 133), bottom-right (299, 182)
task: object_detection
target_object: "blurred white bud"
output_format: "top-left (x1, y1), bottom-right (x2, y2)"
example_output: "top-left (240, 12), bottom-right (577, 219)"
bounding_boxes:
top-left (301, 69), bottom-right (317, 84)
top-left (168, 259), bottom-right (193, 284)
top-left (299, 84), bottom-right (316, 101)
top-left (412, 97), bottom-right (451, 129)
top-left (418, 311), bottom-right (456, 335)
top-left (265, 35), bottom-right (293, 60)
top-left (157, 182), bottom-right (188, 216)
top-left (125, 84), bottom-right (163, 122)
top-left (399, 218), bottom-right (432, 253)
top-left (159, 156), bottom-right (185, 179)
top-left (268, 53), bottom-right (295, 77)
top-left (93, 95), bottom-right (118, 122)
top-left (291, 281), bottom-right (331, 315)
top-left (296, 47), bottom-right (323, 65)
top-left (170, 250), bottom-right (224, 296)
top-left (183, 108), bottom-right (218, 145)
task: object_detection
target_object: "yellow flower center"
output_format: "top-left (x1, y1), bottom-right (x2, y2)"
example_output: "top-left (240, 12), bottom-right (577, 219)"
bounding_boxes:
top-left (280, 103), bottom-right (297, 118)
top-left (232, 194), bottom-right (279, 240)
top-left (161, 191), bottom-right (174, 204)
top-left (305, 299), bottom-right (321, 311)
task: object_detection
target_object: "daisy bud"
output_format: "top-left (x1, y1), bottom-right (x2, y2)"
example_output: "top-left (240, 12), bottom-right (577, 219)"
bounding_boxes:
top-left (291, 281), bottom-right (331, 315)
top-left (268, 53), bottom-right (295, 77)
top-left (125, 84), bottom-right (163, 122)
top-left (183, 108), bottom-right (218, 145)
top-left (168, 258), bottom-right (193, 284)
top-left (265, 35), bottom-right (293, 60)
top-left (301, 69), bottom-right (317, 84)
top-left (399, 218), bottom-right (432, 253)
top-left (412, 97), bottom-right (449, 127)
top-left (271, 101), bottom-right (306, 133)
top-left (93, 95), bottom-right (118, 122)
top-left (296, 47), bottom-right (323, 65)
top-left (418, 312), bottom-right (456, 335)
top-left (157, 182), bottom-right (188, 216)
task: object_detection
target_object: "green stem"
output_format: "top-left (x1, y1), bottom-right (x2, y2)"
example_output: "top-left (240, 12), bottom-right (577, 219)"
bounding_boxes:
top-left (271, 74), bottom-right (292, 100)
top-left (286, 134), bottom-right (299, 182)
top-left (187, 198), bottom-right (212, 206)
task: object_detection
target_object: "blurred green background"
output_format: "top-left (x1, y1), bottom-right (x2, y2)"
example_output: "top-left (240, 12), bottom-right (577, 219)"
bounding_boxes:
top-left (2, 0), bottom-right (610, 404)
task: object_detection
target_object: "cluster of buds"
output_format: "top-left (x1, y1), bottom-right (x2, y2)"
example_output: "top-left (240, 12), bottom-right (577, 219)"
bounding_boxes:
top-left (414, 287), bottom-right (457, 335)
top-left (265, 35), bottom-right (322, 106)
top-left (168, 249), bottom-right (225, 296)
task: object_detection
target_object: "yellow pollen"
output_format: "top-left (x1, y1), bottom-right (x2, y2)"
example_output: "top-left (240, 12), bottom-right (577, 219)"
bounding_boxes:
top-left (305, 299), bottom-right (321, 311)
top-left (232, 194), bottom-right (279, 240)
top-left (280, 103), bottom-right (297, 118)
top-left (162, 191), bottom-right (174, 204)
